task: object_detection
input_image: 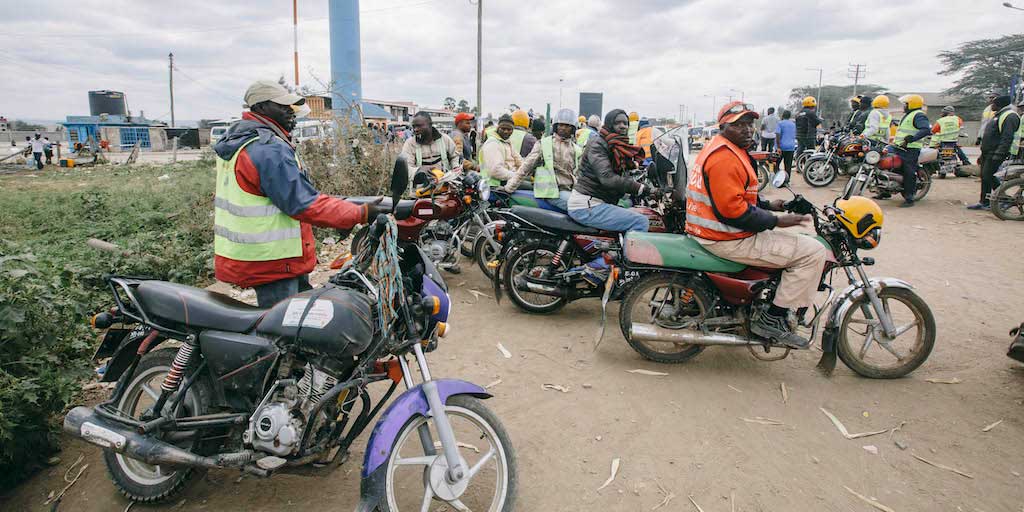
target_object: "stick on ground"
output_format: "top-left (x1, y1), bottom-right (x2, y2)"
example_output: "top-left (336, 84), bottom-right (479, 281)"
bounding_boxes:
top-left (912, 452), bottom-right (974, 479)
top-left (844, 486), bottom-right (896, 512)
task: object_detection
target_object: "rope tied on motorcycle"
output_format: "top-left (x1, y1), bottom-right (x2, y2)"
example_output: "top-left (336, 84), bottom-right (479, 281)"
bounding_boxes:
top-left (366, 215), bottom-right (404, 338)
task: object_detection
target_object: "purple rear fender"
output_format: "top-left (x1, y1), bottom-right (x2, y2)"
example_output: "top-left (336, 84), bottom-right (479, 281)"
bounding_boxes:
top-left (361, 379), bottom-right (491, 477)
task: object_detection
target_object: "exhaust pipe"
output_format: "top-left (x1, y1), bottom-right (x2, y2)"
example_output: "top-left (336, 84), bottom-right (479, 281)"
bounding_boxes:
top-left (63, 406), bottom-right (253, 469)
top-left (629, 323), bottom-right (754, 346)
top-left (513, 276), bottom-right (563, 298)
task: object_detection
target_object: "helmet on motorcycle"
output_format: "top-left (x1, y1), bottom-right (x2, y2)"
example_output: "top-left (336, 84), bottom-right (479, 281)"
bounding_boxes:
top-left (871, 95), bottom-right (890, 109)
top-left (413, 168), bottom-right (447, 197)
top-left (899, 94), bottom-right (925, 110)
top-left (835, 196), bottom-right (884, 248)
top-left (802, 96), bottom-right (817, 107)
top-left (553, 108), bottom-right (578, 128)
top-left (511, 109), bottom-right (530, 128)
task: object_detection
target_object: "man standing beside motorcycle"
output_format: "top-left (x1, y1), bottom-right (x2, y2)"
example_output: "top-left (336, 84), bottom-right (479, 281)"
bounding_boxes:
top-left (503, 108), bottom-right (580, 211)
top-left (889, 94), bottom-right (932, 208)
top-left (968, 95), bottom-right (1020, 210)
top-left (795, 96), bottom-right (822, 155)
top-left (861, 95), bottom-right (892, 144)
top-left (930, 106), bottom-right (972, 166)
top-left (213, 80), bottom-right (379, 307)
top-left (685, 101), bottom-right (827, 348)
top-left (452, 112), bottom-right (477, 171)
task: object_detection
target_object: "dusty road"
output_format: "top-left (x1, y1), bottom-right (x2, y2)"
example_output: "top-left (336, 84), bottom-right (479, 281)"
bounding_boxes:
top-left (4, 174), bottom-right (1024, 511)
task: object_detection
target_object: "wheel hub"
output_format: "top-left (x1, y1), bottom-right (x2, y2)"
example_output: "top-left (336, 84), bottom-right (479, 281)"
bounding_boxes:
top-left (428, 454), bottom-right (470, 501)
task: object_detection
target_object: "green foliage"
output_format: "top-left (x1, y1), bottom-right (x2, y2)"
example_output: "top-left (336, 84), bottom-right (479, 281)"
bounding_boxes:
top-left (938, 34), bottom-right (1024, 116)
top-left (787, 84), bottom-right (888, 126)
top-left (11, 120), bottom-right (45, 131)
top-left (297, 120), bottom-right (394, 198)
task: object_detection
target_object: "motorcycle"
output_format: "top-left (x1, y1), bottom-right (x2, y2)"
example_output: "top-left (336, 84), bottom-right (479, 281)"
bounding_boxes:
top-left (65, 161), bottom-right (517, 511)
top-left (600, 171), bottom-right (936, 379)
top-left (934, 135), bottom-right (971, 179)
top-left (841, 147), bottom-right (933, 202)
top-left (470, 187), bottom-right (567, 279)
top-left (991, 162), bottom-right (1024, 221)
top-left (750, 149), bottom-right (780, 192)
top-left (803, 132), bottom-right (878, 187)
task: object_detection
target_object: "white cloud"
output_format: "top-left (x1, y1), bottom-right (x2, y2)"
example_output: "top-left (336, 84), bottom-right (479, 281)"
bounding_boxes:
top-left (3, 0), bottom-right (1021, 125)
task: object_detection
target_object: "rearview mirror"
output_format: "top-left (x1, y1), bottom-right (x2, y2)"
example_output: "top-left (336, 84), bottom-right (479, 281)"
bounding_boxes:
top-left (390, 157), bottom-right (409, 212)
top-left (771, 171), bottom-right (788, 189)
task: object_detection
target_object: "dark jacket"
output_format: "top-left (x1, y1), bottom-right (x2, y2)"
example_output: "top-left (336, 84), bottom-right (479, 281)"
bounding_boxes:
top-left (981, 106), bottom-right (1020, 158)
top-left (850, 108), bottom-right (870, 134)
top-left (574, 133), bottom-right (643, 204)
top-left (795, 107), bottom-right (822, 139)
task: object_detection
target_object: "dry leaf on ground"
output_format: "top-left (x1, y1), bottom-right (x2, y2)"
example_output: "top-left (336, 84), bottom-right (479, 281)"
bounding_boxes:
top-left (496, 343), bottom-right (512, 358)
top-left (596, 458), bottom-right (621, 491)
top-left (982, 419), bottom-right (1003, 432)
top-left (844, 486), bottom-right (896, 512)
top-left (820, 408), bottom-right (888, 440)
top-left (925, 377), bottom-right (962, 384)
top-left (627, 369), bottom-right (669, 376)
top-left (742, 417), bottom-right (784, 426)
top-left (542, 383), bottom-right (570, 393)
top-left (912, 452), bottom-right (974, 479)
top-left (485, 379), bottom-right (502, 389)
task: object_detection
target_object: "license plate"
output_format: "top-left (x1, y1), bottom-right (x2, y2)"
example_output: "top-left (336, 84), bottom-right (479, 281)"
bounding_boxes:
top-left (940, 149), bottom-right (955, 157)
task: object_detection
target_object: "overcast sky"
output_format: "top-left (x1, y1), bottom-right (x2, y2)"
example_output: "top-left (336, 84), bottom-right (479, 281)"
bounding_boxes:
top-left (4, 0), bottom-right (1022, 125)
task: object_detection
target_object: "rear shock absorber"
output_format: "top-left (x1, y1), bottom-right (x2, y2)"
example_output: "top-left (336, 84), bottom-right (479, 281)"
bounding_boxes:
top-left (161, 339), bottom-right (197, 393)
top-left (550, 240), bottom-right (571, 268)
top-left (679, 287), bottom-right (695, 305)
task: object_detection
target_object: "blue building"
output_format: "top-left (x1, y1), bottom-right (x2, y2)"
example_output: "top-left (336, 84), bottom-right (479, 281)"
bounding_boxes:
top-left (60, 114), bottom-right (167, 151)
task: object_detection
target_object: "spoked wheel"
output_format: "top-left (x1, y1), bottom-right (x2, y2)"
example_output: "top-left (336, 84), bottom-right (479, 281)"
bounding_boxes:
top-left (992, 177), bottom-right (1024, 221)
top-left (459, 222), bottom-right (484, 258)
top-left (913, 169), bottom-right (932, 201)
top-left (803, 160), bottom-right (837, 187)
top-left (757, 163), bottom-right (771, 191)
top-left (473, 232), bottom-right (502, 280)
top-left (103, 349), bottom-right (212, 503)
top-left (795, 152), bottom-right (814, 174)
top-left (374, 396), bottom-right (517, 512)
top-left (837, 288), bottom-right (936, 378)
top-left (501, 240), bottom-right (569, 314)
top-left (619, 273), bottom-right (708, 363)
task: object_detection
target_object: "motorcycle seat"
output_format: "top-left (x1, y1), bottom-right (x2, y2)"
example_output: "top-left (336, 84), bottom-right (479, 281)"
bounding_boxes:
top-left (510, 205), bottom-right (600, 235)
top-left (135, 281), bottom-right (269, 333)
top-left (344, 196), bottom-right (417, 220)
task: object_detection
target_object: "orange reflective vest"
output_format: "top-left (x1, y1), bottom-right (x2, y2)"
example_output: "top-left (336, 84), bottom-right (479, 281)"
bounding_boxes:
top-left (685, 135), bottom-right (759, 241)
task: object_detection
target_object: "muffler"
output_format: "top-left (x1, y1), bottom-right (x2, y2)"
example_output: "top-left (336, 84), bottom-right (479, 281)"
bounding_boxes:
top-left (629, 323), bottom-right (754, 346)
top-left (63, 406), bottom-right (253, 469)
top-left (513, 276), bottom-right (564, 298)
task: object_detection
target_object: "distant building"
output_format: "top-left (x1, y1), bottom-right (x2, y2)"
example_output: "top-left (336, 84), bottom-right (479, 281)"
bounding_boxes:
top-left (304, 94), bottom-right (393, 125)
top-left (364, 99), bottom-right (417, 124)
top-left (60, 113), bottom-right (167, 152)
top-left (414, 107), bottom-right (455, 131)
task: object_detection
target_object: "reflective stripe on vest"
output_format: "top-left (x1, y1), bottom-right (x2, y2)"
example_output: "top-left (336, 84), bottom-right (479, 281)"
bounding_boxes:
top-left (414, 137), bottom-right (451, 171)
top-left (628, 121), bottom-right (639, 144)
top-left (214, 138), bottom-right (302, 261)
top-left (868, 109), bottom-right (891, 142)
top-left (1012, 122), bottom-right (1024, 156)
top-left (509, 129), bottom-right (527, 155)
top-left (576, 128), bottom-right (592, 147)
top-left (934, 115), bottom-right (961, 143)
top-left (534, 136), bottom-right (560, 199)
top-left (896, 110), bottom-right (926, 149)
top-left (684, 135), bottom-right (759, 241)
top-left (997, 109), bottom-right (1015, 132)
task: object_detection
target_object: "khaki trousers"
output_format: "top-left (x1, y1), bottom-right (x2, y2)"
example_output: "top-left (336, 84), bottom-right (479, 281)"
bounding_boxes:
top-left (697, 230), bottom-right (827, 309)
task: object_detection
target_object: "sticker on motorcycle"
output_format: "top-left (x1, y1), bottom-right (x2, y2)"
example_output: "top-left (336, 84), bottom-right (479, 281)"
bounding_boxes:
top-left (282, 299), bottom-right (335, 329)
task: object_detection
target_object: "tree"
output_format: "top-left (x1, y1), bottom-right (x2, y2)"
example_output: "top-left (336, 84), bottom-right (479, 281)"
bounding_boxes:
top-left (786, 84), bottom-right (887, 126)
top-left (12, 120), bottom-right (44, 131)
top-left (938, 34), bottom-right (1024, 118)
top-left (456, 99), bottom-right (471, 113)
top-left (443, 97), bottom-right (456, 111)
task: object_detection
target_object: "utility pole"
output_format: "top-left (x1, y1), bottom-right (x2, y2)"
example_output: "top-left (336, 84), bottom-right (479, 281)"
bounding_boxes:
top-left (848, 63), bottom-right (866, 97)
top-left (168, 52), bottom-right (175, 128)
top-left (558, 77), bottom-right (564, 111)
top-left (475, 0), bottom-right (482, 129)
top-left (293, 0), bottom-right (299, 86)
top-left (806, 67), bottom-right (823, 117)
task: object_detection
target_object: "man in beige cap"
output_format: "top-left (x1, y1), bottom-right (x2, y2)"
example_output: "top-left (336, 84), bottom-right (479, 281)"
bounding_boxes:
top-left (212, 80), bottom-right (379, 306)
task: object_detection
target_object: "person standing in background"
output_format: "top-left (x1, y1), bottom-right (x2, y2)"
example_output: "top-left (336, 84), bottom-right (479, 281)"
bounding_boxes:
top-left (776, 110), bottom-right (797, 183)
top-left (795, 96), bottom-right (822, 155)
top-left (969, 95), bottom-right (1019, 210)
top-left (976, 93), bottom-right (998, 146)
top-left (29, 133), bottom-right (45, 170)
top-left (43, 137), bottom-right (53, 165)
top-left (760, 107), bottom-right (779, 152)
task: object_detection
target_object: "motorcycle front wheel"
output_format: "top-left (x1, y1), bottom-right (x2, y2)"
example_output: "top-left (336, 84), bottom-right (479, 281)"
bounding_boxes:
top-left (473, 232), bottom-right (501, 279)
top-left (803, 160), bottom-right (838, 187)
top-left (992, 177), bottom-right (1024, 221)
top-left (756, 163), bottom-right (771, 191)
top-left (372, 395), bottom-right (517, 512)
top-left (619, 273), bottom-right (708, 363)
top-left (836, 287), bottom-right (935, 379)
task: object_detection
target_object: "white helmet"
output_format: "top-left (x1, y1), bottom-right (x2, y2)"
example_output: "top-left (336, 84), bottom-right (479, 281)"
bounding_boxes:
top-left (553, 108), bottom-right (577, 127)
top-left (587, 115), bottom-right (601, 128)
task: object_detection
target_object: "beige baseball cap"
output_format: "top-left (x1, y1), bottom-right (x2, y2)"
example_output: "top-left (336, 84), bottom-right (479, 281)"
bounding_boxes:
top-left (243, 80), bottom-right (305, 108)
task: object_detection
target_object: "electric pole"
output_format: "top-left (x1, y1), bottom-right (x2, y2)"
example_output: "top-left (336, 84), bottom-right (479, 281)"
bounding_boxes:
top-left (848, 63), bottom-right (866, 97)
top-left (168, 52), bottom-right (175, 128)
top-left (293, 0), bottom-right (299, 86)
top-left (475, 0), bottom-right (482, 129)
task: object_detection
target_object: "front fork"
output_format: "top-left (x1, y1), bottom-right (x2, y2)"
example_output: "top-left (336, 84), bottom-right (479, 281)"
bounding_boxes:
top-left (398, 343), bottom-right (466, 483)
top-left (844, 265), bottom-right (897, 338)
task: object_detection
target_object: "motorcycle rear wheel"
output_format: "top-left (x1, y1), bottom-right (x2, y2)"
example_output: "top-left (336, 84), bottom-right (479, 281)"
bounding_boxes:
top-left (501, 239), bottom-right (569, 314)
top-left (836, 288), bottom-right (935, 379)
top-left (756, 163), bottom-right (771, 191)
top-left (473, 233), bottom-right (501, 280)
top-left (103, 349), bottom-right (213, 503)
top-left (992, 177), bottom-right (1024, 221)
top-left (619, 273), bottom-right (708, 364)
top-left (912, 170), bottom-right (932, 202)
top-left (803, 160), bottom-right (837, 187)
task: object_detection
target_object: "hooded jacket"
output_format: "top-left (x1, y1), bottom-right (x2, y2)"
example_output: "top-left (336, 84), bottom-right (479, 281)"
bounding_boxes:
top-left (572, 109), bottom-right (644, 204)
top-left (212, 112), bottom-right (369, 288)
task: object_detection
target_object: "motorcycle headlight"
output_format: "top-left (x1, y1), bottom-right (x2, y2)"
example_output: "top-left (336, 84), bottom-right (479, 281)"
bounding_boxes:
top-left (864, 151), bottom-right (880, 165)
top-left (478, 177), bottom-right (490, 201)
top-left (855, 227), bottom-right (882, 250)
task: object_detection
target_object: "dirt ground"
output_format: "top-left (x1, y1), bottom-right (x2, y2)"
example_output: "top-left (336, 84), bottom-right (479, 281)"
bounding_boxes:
top-left (4, 173), bottom-right (1024, 512)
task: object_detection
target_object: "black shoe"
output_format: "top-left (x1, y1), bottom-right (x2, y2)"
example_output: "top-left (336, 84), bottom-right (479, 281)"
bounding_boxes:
top-left (966, 202), bottom-right (990, 211)
top-left (873, 192), bottom-right (892, 200)
top-left (750, 312), bottom-right (809, 349)
top-left (898, 200), bottom-right (915, 208)
top-left (1009, 326), bottom-right (1024, 363)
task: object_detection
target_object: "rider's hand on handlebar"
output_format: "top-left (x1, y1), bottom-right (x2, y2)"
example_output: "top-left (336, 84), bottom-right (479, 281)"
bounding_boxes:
top-left (768, 199), bottom-right (786, 212)
top-left (364, 197), bottom-right (386, 221)
top-left (776, 214), bottom-right (810, 228)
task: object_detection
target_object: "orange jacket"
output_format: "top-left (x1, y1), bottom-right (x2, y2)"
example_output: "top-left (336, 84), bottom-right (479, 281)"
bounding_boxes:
top-left (636, 126), bottom-right (654, 158)
top-left (685, 135), bottom-right (775, 241)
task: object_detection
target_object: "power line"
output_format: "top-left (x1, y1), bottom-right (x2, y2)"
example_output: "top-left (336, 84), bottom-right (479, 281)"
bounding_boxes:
top-left (847, 63), bottom-right (866, 97)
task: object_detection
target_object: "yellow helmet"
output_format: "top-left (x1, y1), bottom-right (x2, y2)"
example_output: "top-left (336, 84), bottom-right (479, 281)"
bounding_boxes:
top-left (835, 196), bottom-right (884, 249)
top-left (871, 94), bottom-right (890, 109)
top-left (802, 96), bottom-right (817, 107)
top-left (413, 168), bottom-right (447, 197)
top-left (578, 115), bottom-right (586, 123)
top-left (628, 111), bottom-right (639, 122)
top-left (899, 94), bottom-right (924, 110)
top-left (511, 110), bottom-right (530, 128)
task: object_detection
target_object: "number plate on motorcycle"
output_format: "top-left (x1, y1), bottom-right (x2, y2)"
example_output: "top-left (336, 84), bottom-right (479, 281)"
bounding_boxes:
top-left (81, 421), bottom-right (126, 450)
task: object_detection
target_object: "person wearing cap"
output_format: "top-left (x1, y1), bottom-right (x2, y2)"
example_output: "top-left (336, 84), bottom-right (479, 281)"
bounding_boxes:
top-left (504, 108), bottom-right (581, 212)
top-left (401, 111), bottom-right (460, 178)
top-left (685, 101), bottom-right (825, 349)
top-left (969, 95), bottom-right (1019, 210)
top-left (480, 114), bottom-right (523, 187)
top-left (510, 109), bottom-right (537, 157)
top-left (976, 93), bottom-right (998, 146)
top-left (451, 112), bottom-right (476, 170)
top-left (930, 106), bottom-right (971, 166)
top-left (212, 80), bottom-right (378, 307)
top-left (577, 115), bottom-right (601, 147)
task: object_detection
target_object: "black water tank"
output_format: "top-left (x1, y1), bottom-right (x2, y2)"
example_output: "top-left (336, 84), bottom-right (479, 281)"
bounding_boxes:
top-left (88, 90), bottom-right (127, 117)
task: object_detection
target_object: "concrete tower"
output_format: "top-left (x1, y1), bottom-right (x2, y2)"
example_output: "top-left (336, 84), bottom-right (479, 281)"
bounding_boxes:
top-left (328, 0), bottom-right (362, 116)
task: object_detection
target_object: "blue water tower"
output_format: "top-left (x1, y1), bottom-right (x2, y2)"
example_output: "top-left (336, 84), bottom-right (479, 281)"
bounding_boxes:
top-left (329, 0), bottom-right (362, 118)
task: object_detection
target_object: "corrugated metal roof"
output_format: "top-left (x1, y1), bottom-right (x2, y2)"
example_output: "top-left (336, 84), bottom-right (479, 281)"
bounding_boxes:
top-left (360, 101), bottom-right (394, 120)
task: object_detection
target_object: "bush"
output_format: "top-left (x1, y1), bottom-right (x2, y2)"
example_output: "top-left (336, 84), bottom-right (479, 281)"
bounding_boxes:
top-left (297, 119), bottom-right (395, 197)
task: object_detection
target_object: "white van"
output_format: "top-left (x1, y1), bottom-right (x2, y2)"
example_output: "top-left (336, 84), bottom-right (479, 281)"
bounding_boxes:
top-left (294, 120), bottom-right (333, 143)
top-left (209, 125), bottom-right (229, 145)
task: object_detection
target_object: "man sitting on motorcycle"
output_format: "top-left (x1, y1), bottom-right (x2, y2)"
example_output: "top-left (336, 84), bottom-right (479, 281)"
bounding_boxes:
top-left (930, 106), bottom-right (972, 166)
top-left (888, 94), bottom-right (932, 208)
top-left (686, 101), bottom-right (827, 348)
top-left (480, 114), bottom-right (524, 187)
top-left (503, 108), bottom-right (580, 212)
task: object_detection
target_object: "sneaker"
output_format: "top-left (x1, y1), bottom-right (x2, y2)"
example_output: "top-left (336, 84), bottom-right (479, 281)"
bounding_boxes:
top-left (750, 312), bottom-right (809, 349)
top-left (570, 256), bottom-right (609, 287)
top-left (966, 202), bottom-right (990, 211)
top-left (898, 200), bottom-right (915, 208)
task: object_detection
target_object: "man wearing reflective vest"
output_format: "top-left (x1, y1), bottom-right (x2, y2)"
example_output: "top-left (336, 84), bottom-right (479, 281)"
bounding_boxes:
top-left (503, 108), bottom-right (580, 211)
top-left (400, 111), bottom-right (460, 180)
top-left (510, 109), bottom-right (536, 158)
top-left (969, 95), bottom-right (1020, 210)
top-left (861, 95), bottom-right (892, 143)
top-left (930, 106), bottom-right (971, 166)
top-left (577, 115), bottom-right (600, 147)
top-left (1011, 97), bottom-right (1024, 162)
top-left (480, 114), bottom-right (523, 187)
top-left (890, 94), bottom-right (932, 208)
top-left (685, 101), bottom-right (826, 348)
top-left (213, 81), bottom-right (377, 307)
top-left (627, 111), bottom-right (640, 145)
